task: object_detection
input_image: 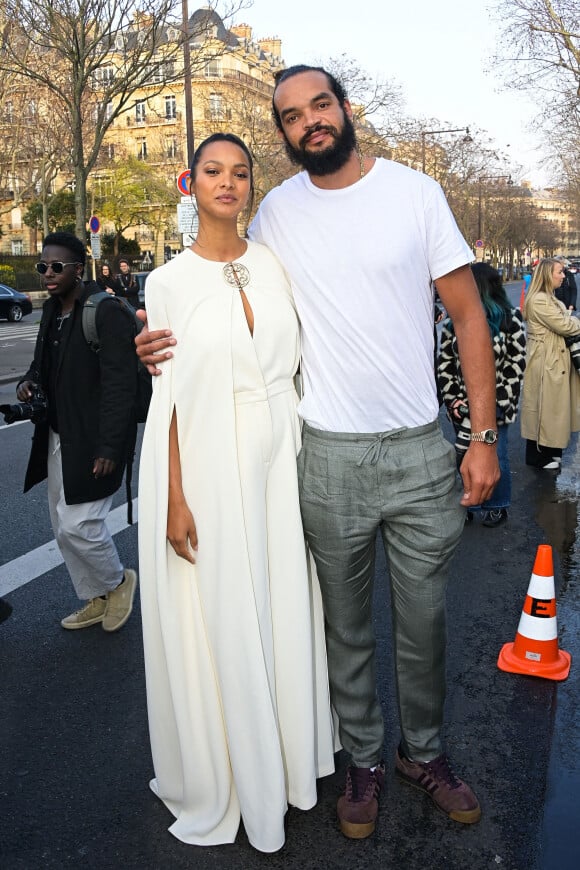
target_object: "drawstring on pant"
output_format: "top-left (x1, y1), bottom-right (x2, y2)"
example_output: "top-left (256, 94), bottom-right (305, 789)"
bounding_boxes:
top-left (357, 428), bottom-right (406, 466)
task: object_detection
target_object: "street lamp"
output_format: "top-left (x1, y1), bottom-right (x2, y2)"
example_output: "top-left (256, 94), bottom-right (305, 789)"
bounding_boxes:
top-left (477, 175), bottom-right (512, 243)
top-left (421, 127), bottom-right (472, 173)
top-left (182, 0), bottom-right (195, 167)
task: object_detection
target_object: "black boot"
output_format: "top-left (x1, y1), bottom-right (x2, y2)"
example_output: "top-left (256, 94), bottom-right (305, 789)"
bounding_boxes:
top-left (0, 597), bottom-right (13, 624)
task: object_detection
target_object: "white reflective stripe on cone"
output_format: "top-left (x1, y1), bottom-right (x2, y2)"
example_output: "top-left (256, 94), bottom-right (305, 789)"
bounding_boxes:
top-left (526, 572), bottom-right (556, 599)
top-left (517, 612), bottom-right (558, 641)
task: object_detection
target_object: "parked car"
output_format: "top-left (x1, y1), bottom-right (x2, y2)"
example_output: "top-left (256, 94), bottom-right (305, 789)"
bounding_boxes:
top-left (135, 272), bottom-right (149, 307)
top-left (0, 283), bottom-right (33, 322)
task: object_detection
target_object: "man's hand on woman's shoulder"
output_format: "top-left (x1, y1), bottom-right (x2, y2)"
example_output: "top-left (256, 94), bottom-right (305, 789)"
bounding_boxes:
top-left (135, 310), bottom-right (176, 375)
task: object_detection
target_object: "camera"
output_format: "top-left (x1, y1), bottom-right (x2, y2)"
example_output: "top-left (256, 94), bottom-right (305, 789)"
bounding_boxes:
top-left (564, 334), bottom-right (580, 372)
top-left (454, 418), bottom-right (472, 457)
top-left (449, 402), bottom-right (470, 466)
top-left (0, 385), bottom-right (48, 425)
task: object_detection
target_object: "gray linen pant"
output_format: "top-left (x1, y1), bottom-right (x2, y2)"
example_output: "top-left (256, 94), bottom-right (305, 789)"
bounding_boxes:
top-left (297, 420), bottom-right (464, 766)
top-left (47, 429), bottom-right (124, 600)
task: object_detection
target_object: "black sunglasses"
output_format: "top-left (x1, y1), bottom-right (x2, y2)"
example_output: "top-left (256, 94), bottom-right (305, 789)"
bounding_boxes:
top-left (35, 261), bottom-right (81, 275)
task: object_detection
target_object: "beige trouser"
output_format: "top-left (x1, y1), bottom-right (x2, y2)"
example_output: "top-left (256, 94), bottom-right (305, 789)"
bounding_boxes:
top-left (47, 429), bottom-right (123, 600)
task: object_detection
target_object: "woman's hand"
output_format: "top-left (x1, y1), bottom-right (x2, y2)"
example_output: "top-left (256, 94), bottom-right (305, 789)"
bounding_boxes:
top-left (449, 399), bottom-right (468, 421)
top-left (167, 496), bottom-right (198, 564)
top-left (135, 310), bottom-right (176, 376)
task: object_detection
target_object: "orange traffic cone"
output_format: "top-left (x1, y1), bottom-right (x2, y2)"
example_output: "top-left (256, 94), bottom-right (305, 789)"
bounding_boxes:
top-left (498, 544), bottom-right (571, 680)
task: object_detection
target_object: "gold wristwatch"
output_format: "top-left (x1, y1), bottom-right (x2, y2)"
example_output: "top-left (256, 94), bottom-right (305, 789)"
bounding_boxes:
top-left (469, 429), bottom-right (498, 445)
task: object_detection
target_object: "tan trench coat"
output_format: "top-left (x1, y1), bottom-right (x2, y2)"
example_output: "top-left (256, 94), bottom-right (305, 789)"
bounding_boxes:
top-left (520, 292), bottom-right (580, 448)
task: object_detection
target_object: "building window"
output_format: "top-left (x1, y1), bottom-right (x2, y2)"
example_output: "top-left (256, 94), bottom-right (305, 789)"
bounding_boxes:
top-left (135, 101), bottom-right (146, 124)
top-left (209, 92), bottom-right (223, 119)
top-left (11, 240), bottom-right (23, 255)
top-left (95, 100), bottom-right (114, 124)
top-left (11, 207), bottom-right (22, 230)
top-left (137, 138), bottom-right (147, 160)
top-left (205, 59), bottom-right (221, 77)
top-left (165, 95), bottom-right (176, 120)
top-left (96, 65), bottom-right (115, 84)
top-left (166, 136), bottom-right (177, 159)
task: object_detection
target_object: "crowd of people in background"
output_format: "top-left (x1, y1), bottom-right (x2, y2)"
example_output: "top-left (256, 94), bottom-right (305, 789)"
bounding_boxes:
top-left (96, 258), bottom-right (142, 308)
top-left (436, 255), bottom-right (580, 504)
top-left (434, 254), bottom-right (580, 497)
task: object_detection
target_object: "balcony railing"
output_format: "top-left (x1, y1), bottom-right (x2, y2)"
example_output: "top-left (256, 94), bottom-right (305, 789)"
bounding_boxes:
top-left (199, 68), bottom-right (274, 98)
top-left (204, 108), bottom-right (232, 121)
top-left (126, 111), bottom-right (182, 126)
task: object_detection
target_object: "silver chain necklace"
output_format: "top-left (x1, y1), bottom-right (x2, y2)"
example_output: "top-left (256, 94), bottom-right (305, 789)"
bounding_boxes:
top-left (56, 312), bottom-right (71, 330)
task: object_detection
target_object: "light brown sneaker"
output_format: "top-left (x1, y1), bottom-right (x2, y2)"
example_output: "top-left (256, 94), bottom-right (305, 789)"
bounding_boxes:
top-left (395, 747), bottom-right (481, 824)
top-left (61, 597), bottom-right (107, 630)
top-left (102, 569), bottom-right (137, 633)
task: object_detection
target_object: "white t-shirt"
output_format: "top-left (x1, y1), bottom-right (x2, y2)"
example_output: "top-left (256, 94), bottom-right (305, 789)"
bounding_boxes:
top-left (249, 158), bottom-right (473, 432)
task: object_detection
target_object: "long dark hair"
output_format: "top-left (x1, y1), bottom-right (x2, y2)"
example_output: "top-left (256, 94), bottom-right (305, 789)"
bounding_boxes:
top-left (189, 133), bottom-right (255, 214)
top-left (471, 263), bottom-right (512, 337)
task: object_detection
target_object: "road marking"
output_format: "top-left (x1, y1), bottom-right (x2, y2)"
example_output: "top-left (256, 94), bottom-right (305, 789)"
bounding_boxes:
top-left (0, 419), bottom-right (31, 430)
top-left (0, 500), bottom-right (138, 596)
top-left (0, 327), bottom-right (39, 338)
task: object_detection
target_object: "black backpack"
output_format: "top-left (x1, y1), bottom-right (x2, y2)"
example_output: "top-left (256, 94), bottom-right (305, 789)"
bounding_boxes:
top-left (81, 291), bottom-right (152, 423)
top-left (81, 291), bottom-right (152, 524)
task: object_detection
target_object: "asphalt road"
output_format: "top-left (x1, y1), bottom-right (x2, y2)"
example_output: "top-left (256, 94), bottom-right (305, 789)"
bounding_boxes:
top-left (0, 286), bottom-right (578, 869)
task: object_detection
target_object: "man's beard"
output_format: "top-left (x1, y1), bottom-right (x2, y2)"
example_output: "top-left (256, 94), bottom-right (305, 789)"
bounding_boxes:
top-left (282, 113), bottom-right (358, 176)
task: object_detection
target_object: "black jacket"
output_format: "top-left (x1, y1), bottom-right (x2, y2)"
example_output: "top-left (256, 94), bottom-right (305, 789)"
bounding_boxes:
top-left (97, 274), bottom-right (121, 294)
top-left (115, 272), bottom-right (141, 309)
top-left (21, 282), bottom-right (137, 504)
top-left (555, 269), bottom-right (578, 310)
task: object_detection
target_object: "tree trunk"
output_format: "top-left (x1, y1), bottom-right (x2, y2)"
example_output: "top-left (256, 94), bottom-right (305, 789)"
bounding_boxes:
top-left (42, 199), bottom-right (49, 237)
top-left (74, 164), bottom-right (87, 246)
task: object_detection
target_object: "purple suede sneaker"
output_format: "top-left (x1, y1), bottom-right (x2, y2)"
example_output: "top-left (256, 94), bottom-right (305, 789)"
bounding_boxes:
top-left (337, 762), bottom-right (385, 839)
top-left (395, 747), bottom-right (481, 824)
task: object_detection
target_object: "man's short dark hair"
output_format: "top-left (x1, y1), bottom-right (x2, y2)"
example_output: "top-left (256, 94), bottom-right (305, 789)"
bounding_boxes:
top-left (42, 231), bottom-right (86, 267)
top-left (272, 65), bottom-right (347, 131)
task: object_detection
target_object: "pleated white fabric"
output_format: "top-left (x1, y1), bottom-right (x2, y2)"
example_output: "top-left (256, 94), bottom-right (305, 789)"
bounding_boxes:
top-left (138, 243), bottom-right (335, 853)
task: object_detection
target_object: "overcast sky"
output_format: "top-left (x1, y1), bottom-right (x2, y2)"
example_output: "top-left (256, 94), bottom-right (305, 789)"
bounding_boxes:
top-left (234, 0), bottom-right (547, 186)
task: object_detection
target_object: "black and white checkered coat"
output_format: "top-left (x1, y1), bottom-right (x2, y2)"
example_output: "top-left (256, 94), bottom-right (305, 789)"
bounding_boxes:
top-left (437, 308), bottom-right (526, 426)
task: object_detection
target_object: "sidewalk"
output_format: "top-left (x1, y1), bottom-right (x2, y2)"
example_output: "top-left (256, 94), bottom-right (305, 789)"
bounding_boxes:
top-left (0, 372), bottom-right (26, 386)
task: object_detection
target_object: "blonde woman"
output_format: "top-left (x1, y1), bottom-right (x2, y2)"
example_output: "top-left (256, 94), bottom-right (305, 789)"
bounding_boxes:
top-left (521, 258), bottom-right (580, 469)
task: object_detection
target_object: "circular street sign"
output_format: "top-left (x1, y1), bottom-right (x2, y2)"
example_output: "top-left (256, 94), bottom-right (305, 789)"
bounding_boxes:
top-left (177, 169), bottom-right (191, 196)
top-left (89, 215), bottom-right (100, 233)
top-left (475, 239), bottom-right (484, 248)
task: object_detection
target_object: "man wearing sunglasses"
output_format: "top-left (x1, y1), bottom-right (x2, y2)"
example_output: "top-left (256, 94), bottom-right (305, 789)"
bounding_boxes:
top-left (16, 232), bottom-right (138, 633)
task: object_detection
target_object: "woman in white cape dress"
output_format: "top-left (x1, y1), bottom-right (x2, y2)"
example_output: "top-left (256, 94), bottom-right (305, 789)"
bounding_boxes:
top-left (138, 134), bottom-right (335, 853)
